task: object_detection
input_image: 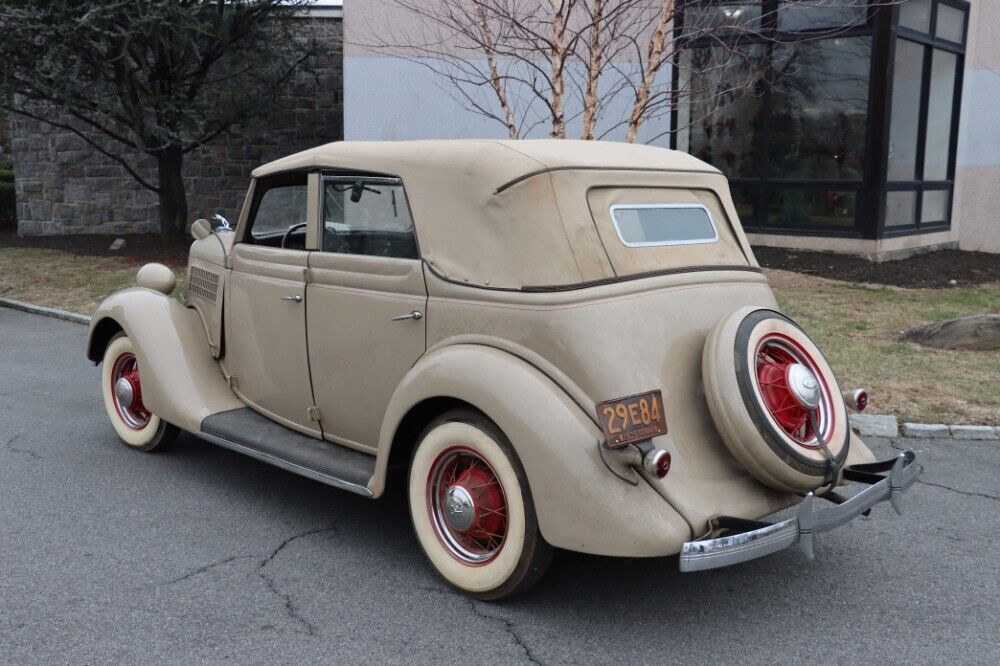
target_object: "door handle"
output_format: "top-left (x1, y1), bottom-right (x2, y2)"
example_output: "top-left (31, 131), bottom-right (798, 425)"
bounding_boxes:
top-left (391, 310), bottom-right (423, 321)
top-left (282, 295), bottom-right (303, 303)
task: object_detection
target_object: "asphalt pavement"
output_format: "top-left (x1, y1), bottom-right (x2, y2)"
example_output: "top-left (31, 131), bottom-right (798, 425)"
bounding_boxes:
top-left (1, 308), bottom-right (997, 664)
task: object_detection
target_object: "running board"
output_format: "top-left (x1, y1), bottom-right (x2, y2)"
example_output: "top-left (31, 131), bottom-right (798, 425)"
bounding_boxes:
top-left (199, 408), bottom-right (375, 497)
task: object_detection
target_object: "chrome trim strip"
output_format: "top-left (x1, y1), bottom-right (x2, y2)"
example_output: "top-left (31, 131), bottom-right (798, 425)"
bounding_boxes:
top-left (679, 451), bottom-right (917, 572)
top-left (195, 431), bottom-right (374, 498)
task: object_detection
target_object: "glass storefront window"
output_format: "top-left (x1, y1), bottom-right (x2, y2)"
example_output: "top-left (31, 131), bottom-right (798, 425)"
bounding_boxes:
top-left (921, 189), bottom-right (949, 223)
top-left (684, 2), bottom-right (761, 35)
top-left (677, 46), bottom-right (766, 178)
top-left (768, 189), bottom-right (857, 228)
top-left (899, 0), bottom-right (932, 33)
top-left (674, 0), bottom-right (967, 236)
top-left (885, 191), bottom-right (917, 227)
top-left (936, 4), bottom-right (965, 43)
top-left (768, 37), bottom-right (871, 180)
top-left (887, 39), bottom-right (924, 180)
top-left (777, 1), bottom-right (866, 31)
top-left (923, 49), bottom-right (957, 180)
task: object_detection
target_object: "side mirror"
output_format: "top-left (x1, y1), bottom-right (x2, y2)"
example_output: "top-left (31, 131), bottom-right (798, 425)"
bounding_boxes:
top-left (191, 218), bottom-right (212, 240)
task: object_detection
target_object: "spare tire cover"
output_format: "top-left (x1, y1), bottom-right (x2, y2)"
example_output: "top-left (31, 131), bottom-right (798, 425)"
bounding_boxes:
top-left (703, 307), bottom-right (850, 493)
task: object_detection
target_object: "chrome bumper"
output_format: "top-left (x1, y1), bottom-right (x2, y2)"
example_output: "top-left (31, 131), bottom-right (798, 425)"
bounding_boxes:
top-left (679, 451), bottom-right (918, 573)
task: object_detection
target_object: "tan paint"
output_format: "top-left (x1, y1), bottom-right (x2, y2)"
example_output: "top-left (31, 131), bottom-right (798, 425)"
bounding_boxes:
top-left (87, 288), bottom-right (244, 433)
top-left (377, 344), bottom-right (693, 556)
top-left (223, 244), bottom-right (319, 436)
top-left (306, 252), bottom-right (427, 452)
top-left (87, 139), bottom-right (881, 559)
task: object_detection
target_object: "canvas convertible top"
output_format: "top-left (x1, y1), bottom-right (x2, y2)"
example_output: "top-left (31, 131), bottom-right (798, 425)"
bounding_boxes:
top-left (253, 140), bottom-right (753, 290)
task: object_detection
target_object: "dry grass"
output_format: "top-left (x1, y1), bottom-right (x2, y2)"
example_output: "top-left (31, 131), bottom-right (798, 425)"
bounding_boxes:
top-left (0, 247), bottom-right (185, 315)
top-left (1, 247), bottom-right (996, 425)
top-left (767, 269), bottom-right (1000, 426)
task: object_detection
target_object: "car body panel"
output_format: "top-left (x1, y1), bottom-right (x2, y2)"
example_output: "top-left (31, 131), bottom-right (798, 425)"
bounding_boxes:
top-left (87, 288), bottom-right (244, 433)
top-left (376, 343), bottom-right (693, 556)
top-left (85, 139), bottom-right (881, 560)
top-left (307, 251), bottom-right (427, 453)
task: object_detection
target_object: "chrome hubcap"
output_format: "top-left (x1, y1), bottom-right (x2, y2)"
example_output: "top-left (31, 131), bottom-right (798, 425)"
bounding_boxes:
top-left (786, 363), bottom-right (821, 410)
top-left (115, 377), bottom-right (135, 409)
top-left (443, 485), bottom-right (475, 532)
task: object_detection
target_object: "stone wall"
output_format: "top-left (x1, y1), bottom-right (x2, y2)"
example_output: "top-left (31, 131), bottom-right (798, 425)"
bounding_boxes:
top-left (0, 112), bottom-right (10, 163)
top-left (8, 18), bottom-right (343, 236)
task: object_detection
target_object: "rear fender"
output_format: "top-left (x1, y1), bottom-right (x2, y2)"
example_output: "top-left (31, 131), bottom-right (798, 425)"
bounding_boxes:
top-left (375, 344), bottom-right (692, 557)
top-left (86, 288), bottom-right (243, 433)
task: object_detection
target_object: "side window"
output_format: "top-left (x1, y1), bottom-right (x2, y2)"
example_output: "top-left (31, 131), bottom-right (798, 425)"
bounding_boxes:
top-left (321, 177), bottom-right (418, 259)
top-left (245, 173), bottom-right (309, 249)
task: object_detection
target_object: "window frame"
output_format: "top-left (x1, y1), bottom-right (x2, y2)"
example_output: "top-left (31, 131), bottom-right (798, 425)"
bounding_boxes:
top-left (879, 0), bottom-right (968, 237)
top-left (608, 203), bottom-right (720, 248)
top-left (318, 173), bottom-right (422, 260)
top-left (241, 171), bottom-right (312, 247)
top-left (671, 0), bottom-right (969, 240)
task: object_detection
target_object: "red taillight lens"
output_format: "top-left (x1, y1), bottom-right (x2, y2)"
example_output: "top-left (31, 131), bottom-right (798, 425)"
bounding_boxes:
top-left (855, 390), bottom-right (868, 412)
top-left (643, 449), bottom-right (671, 479)
top-left (655, 451), bottom-right (672, 478)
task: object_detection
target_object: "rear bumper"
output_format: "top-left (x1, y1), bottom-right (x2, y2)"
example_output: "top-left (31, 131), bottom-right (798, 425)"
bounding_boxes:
top-left (679, 451), bottom-right (918, 572)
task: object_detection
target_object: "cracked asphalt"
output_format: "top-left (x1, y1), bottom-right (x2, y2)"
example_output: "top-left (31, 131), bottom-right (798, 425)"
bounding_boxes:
top-left (1, 308), bottom-right (998, 664)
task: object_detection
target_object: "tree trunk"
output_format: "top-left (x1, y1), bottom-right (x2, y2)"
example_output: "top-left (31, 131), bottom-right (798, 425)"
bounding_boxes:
top-left (155, 147), bottom-right (188, 242)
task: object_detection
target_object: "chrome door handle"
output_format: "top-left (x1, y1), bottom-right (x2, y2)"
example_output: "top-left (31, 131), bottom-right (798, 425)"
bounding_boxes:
top-left (282, 295), bottom-right (303, 303)
top-left (391, 310), bottom-right (423, 321)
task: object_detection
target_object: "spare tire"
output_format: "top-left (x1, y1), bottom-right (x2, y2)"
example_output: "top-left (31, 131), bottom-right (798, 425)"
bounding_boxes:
top-left (703, 307), bottom-right (850, 493)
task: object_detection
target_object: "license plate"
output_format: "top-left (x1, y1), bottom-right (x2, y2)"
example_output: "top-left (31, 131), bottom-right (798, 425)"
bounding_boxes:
top-left (596, 390), bottom-right (667, 448)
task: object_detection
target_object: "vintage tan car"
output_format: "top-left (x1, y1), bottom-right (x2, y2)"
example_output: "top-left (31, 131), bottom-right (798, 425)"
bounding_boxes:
top-left (86, 140), bottom-right (917, 599)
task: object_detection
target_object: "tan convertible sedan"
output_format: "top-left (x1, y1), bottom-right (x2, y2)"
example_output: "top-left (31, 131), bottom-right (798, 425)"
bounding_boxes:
top-left (86, 140), bottom-right (917, 599)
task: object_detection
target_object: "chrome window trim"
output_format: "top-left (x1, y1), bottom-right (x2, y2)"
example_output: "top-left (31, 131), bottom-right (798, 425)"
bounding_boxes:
top-left (608, 203), bottom-right (720, 248)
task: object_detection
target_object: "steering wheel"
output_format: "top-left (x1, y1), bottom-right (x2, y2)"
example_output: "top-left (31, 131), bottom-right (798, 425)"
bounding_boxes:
top-left (281, 222), bottom-right (308, 249)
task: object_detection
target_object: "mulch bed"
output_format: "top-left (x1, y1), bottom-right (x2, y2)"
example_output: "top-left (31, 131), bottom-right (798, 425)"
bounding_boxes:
top-left (0, 231), bottom-right (189, 266)
top-left (755, 247), bottom-right (1000, 289)
top-left (2, 231), bottom-right (997, 289)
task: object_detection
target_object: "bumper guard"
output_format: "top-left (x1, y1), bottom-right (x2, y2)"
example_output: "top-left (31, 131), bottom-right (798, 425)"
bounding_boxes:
top-left (679, 451), bottom-right (918, 572)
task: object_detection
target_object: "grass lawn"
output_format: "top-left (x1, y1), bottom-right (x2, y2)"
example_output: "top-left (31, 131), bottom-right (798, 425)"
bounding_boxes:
top-left (1, 246), bottom-right (997, 425)
top-left (0, 247), bottom-right (185, 315)
top-left (769, 269), bottom-right (999, 426)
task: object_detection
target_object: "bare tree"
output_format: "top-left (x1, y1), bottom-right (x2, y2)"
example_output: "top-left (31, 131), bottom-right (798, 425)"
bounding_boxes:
top-left (354, 0), bottom-right (894, 143)
top-left (0, 0), bottom-right (329, 240)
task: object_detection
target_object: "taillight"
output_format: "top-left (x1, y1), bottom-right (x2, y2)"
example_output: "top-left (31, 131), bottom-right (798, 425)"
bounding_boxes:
top-left (642, 449), bottom-right (672, 479)
top-left (844, 389), bottom-right (868, 412)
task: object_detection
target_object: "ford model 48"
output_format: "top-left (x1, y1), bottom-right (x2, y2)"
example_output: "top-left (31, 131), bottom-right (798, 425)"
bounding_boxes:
top-left (87, 141), bottom-right (917, 599)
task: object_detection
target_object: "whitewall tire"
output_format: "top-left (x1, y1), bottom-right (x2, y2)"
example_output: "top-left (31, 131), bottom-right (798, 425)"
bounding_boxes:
top-left (408, 410), bottom-right (552, 600)
top-left (100, 333), bottom-right (178, 452)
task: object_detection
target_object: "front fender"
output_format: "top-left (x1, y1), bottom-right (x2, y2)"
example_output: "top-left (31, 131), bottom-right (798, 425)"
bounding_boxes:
top-left (86, 288), bottom-right (243, 433)
top-left (375, 344), bottom-right (691, 557)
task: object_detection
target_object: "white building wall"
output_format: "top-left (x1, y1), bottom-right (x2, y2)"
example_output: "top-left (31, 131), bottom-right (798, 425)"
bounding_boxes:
top-left (953, 0), bottom-right (1000, 253)
top-left (343, 1), bottom-right (670, 144)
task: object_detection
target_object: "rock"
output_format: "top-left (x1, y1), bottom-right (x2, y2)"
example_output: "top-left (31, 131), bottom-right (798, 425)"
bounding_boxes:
top-left (900, 314), bottom-right (1000, 351)
top-left (901, 423), bottom-right (950, 438)
top-left (949, 425), bottom-right (998, 440)
top-left (850, 413), bottom-right (899, 437)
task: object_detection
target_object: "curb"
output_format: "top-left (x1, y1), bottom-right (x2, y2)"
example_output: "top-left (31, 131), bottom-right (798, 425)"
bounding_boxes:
top-left (0, 297), bottom-right (92, 326)
top-left (851, 413), bottom-right (998, 440)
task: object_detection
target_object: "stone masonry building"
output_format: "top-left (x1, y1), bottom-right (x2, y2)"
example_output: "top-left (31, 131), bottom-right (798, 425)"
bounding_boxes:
top-left (7, 8), bottom-right (343, 236)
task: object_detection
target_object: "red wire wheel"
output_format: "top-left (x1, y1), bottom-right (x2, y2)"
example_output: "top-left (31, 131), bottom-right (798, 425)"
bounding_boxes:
top-left (702, 307), bottom-right (850, 493)
top-left (754, 333), bottom-right (834, 449)
top-left (427, 446), bottom-right (509, 565)
top-left (110, 352), bottom-right (151, 430)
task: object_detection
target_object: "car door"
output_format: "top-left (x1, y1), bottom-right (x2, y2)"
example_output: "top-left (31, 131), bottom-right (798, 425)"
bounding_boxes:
top-left (306, 175), bottom-right (427, 452)
top-left (224, 171), bottom-right (321, 437)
